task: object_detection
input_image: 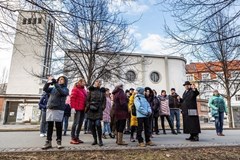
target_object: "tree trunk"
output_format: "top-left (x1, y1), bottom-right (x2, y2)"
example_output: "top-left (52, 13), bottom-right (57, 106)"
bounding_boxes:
top-left (227, 97), bottom-right (234, 128)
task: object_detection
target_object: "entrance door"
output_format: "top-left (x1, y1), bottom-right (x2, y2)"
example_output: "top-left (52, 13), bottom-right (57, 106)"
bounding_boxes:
top-left (6, 102), bottom-right (19, 124)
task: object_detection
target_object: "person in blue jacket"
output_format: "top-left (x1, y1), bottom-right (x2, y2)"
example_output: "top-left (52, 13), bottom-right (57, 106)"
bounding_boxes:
top-left (134, 87), bottom-right (155, 147)
top-left (38, 92), bottom-right (49, 137)
top-left (208, 90), bottom-right (228, 136)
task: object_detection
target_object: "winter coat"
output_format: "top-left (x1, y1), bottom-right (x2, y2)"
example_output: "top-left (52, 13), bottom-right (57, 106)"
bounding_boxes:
top-left (152, 96), bottom-right (160, 118)
top-left (70, 86), bottom-right (87, 111)
top-left (169, 93), bottom-right (181, 109)
top-left (159, 95), bottom-right (170, 116)
top-left (128, 93), bottom-right (138, 126)
top-left (208, 95), bottom-right (227, 117)
top-left (85, 86), bottom-right (106, 120)
top-left (180, 88), bottom-right (201, 134)
top-left (112, 87), bottom-right (129, 120)
top-left (103, 97), bottom-right (112, 122)
top-left (43, 76), bottom-right (69, 111)
top-left (64, 104), bottom-right (71, 117)
top-left (38, 92), bottom-right (49, 110)
top-left (134, 94), bottom-right (152, 118)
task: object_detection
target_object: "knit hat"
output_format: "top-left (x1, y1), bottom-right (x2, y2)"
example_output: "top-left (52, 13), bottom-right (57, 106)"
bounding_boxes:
top-left (136, 87), bottom-right (145, 95)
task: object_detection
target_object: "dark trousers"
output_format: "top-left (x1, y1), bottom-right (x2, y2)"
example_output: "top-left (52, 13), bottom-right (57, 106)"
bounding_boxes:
top-left (160, 115), bottom-right (174, 132)
top-left (153, 116), bottom-right (159, 134)
top-left (116, 119), bottom-right (126, 133)
top-left (215, 112), bottom-right (224, 134)
top-left (62, 115), bottom-right (69, 134)
top-left (71, 110), bottom-right (85, 139)
top-left (90, 119), bottom-right (102, 141)
top-left (137, 117), bottom-right (151, 143)
top-left (131, 126), bottom-right (137, 138)
top-left (149, 114), bottom-right (153, 134)
top-left (47, 121), bottom-right (62, 141)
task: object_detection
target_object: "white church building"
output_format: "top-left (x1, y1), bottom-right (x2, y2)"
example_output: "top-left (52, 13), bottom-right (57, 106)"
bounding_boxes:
top-left (0, 11), bottom-right (186, 124)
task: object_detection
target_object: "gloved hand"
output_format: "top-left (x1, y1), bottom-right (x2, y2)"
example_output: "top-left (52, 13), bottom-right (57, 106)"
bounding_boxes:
top-left (51, 78), bottom-right (57, 84)
top-left (71, 108), bottom-right (76, 114)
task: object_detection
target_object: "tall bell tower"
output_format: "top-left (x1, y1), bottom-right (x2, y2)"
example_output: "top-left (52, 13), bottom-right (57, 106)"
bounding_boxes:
top-left (6, 10), bottom-right (55, 95)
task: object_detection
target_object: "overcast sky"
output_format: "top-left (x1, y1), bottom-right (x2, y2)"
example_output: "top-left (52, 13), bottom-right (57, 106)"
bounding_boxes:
top-left (0, 0), bottom-right (183, 81)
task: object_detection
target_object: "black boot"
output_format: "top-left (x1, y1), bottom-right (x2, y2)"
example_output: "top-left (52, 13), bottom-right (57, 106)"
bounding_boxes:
top-left (97, 126), bottom-right (103, 146)
top-left (186, 134), bottom-right (194, 140)
top-left (91, 125), bottom-right (98, 145)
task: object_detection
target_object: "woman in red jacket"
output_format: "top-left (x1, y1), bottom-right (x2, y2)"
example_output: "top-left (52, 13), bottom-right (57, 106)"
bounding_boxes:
top-left (70, 79), bottom-right (87, 144)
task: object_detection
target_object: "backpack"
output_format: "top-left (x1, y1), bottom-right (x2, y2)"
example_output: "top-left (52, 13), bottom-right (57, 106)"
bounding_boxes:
top-left (132, 96), bottom-right (140, 116)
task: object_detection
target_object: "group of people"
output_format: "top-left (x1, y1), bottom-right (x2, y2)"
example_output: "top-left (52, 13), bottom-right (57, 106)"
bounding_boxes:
top-left (38, 75), bottom-right (227, 150)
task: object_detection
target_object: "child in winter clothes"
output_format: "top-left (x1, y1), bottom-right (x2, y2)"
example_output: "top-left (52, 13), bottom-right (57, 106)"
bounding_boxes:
top-left (102, 88), bottom-right (114, 139)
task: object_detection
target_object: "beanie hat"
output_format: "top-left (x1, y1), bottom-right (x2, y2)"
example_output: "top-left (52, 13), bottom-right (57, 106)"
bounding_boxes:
top-left (136, 87), bottom-right (145, 95)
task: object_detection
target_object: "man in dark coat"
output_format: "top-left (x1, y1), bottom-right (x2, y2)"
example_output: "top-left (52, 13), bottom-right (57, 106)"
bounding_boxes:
top-left (179, 81), bottom-right (201, 141)
top-left (85, 79), bottom-right (106, 146)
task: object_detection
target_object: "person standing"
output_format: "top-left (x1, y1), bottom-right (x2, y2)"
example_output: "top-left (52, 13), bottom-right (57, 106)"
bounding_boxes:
top-left (112, 84), bottom-right (129, 145)
top-left (38, 92), bottom-right (49, 137)
top-left (159, 90), bottom-right (177, 135)
top-left (134, 87), bottom-right (155, 147)
top-left (102, 88), bottom-right (114, 139)
top-left (169, 88), bottom-right (181, 134)
top-left (178, 81), bottom-right (200, 141)
top-left (208, 90), bottom-right (227, 136)
top-left (63, 103), bottom-right (71, 136)
top-left (42, 76), bottom-right (69, 149)
top-left (128, 91), bottom-right (138, 142)
top-left (70, 79), bottom-right (87, 144)
top-left (145, 87), bottom-right (154, 137)
top-left (152, 90), bottom-right (160, 135)
top-left (85, 80), bottom-right (106, 146)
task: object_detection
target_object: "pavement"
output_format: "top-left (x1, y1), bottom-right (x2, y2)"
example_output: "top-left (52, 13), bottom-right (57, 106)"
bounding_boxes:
top-left (0, 122), bottom-right (239, 152)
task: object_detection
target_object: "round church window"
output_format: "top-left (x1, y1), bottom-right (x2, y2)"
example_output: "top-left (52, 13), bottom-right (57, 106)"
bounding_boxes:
top-left (150, 71), bottom-right (160, 83)
top-left (126, 70), bottom-right (136, 82)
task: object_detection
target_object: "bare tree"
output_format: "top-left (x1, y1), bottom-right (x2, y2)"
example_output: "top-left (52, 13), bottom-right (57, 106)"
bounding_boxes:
top-left (0, 67), bottom-right (8, 94)
top-left (41, 0), bottom-right (139, 86)
top-left (161, 1), bottom-right (240, 127)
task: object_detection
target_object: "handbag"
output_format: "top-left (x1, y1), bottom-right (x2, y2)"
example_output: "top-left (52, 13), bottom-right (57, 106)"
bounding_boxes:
top-left (89, 103), bottom-right (99, 111)
top-left (188, 109), bottom-right (198, 116)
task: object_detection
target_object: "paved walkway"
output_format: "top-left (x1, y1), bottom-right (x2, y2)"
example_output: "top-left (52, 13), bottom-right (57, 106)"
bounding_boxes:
top-left (0, 129), bottom-right (239, 152)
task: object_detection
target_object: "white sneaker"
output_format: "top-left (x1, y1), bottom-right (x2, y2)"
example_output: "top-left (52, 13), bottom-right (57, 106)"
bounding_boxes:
top-left (44, 133), bottom-right (47, 137)
top-left (40, 133), bottom-right (45, 137)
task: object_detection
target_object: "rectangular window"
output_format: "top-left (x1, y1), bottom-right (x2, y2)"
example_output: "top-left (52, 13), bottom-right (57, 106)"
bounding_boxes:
top-left (38, 18), bottom-right (42, 24)
top-left (27, 18), bottom-right (31, 24)
top-left (22, 18), bottom-right (27, 24)
top-left (235, 95), bottom-right (240, 101)
top-left (187, 74), bottom-right (194, 81)
top-left (32, 18), bottom-right (37, 24)
top-left (231, 71), bottom-right (240, 79)
top-left (202, 73), bottom-right (210, 80)
top-left (201, 104), bottom-right (208, 111)
top-left (216, 72), bottom-right (224, 79)
top-left (202, 84), bottom-right (211, 91)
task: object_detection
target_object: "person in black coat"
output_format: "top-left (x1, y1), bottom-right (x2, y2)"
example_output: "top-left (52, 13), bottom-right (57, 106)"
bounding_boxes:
top-left (63, 103), bottom-right (71, 136)
top-left (178, 81), bottom-right (201, 141)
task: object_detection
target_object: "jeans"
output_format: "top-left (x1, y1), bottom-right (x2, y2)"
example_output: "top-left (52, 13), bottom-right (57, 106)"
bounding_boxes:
top-left (215, 112), bottom-right (224, 134)
top-left (137, 117), bottom-right (151, 143)
top-left (103, 122), bottom-right (111, 134)
top-left (170, 109), bottom-right (181, 131)
top-left (47, 121), bottom-right (62, 141)
top-left (90, 119), bottom-right (102, 141)
top-left (71, 110), bottom-right (85, 139)
top-left (40, 110), bottom-right (48, 134)
top-left (62, 115), bottom-right (69, 134)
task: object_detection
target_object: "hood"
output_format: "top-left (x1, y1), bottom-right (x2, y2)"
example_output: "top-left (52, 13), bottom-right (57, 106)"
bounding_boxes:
top-left (57, 76), bottom-right (68, 87)
top-left (88, 86), bottom-right (106, 92)
top-left (112, 87), bottom-right (122, 95)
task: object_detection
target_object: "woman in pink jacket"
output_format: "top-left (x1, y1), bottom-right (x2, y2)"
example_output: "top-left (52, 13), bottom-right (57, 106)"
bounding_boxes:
top-left (102, 88), bottom-right (114, 139)
top-left (70, 79), bottom-right (87, 144)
